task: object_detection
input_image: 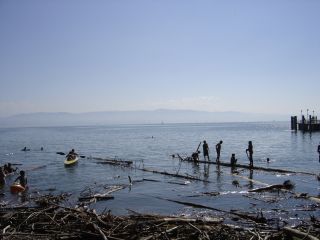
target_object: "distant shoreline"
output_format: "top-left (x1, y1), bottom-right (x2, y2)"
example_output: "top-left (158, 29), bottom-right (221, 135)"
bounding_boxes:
top-left (0, 109), bottom-right (289, 128)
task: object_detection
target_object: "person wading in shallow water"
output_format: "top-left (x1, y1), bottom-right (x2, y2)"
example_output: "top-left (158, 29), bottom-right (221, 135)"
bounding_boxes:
top-left (15, 170), bottom-right (27, 188)
top-left (246, 141), bottom-right (254, 168)
top-left (203, 140), bottom-right (210, 161)
top-left (192, 151), bottom-right (200, 162)
top-left (318, 143), bottom-right (320, 162)
top-left (230, 153), bottom-right (237, 166)
top-left (215, 140), bottom-right (223, 163)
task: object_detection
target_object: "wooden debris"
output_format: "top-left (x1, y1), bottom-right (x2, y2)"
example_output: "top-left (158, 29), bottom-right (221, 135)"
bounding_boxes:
top-left (187, 192), bottom-right (220, 197)
top-left (137, 167), bottom-right (209, 182)
top-left (93, 157), bottom-right (133, 166)
top-left (0, 193), bottom-right (319, 240)
top-left (156, 197), bottom-right (269, 224)
top-left (78, 193), bottom-right (114, 202)
top-left (32, 193), bottom-right (70, 207)
top-left (167, 181), bottom-right (190, 185)
top-left (175, 157), bottom-right (316, 176)
top-left (249, 180), bottom-right (295, 192)
top-left (283, 226), bottom-right (319, 240)
top-left (78, 185), bottom-right (124, 202)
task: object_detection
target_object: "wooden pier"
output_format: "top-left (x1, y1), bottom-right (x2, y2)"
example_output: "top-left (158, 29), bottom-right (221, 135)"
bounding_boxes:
top-left (291, 113), bottom-right (320, 132)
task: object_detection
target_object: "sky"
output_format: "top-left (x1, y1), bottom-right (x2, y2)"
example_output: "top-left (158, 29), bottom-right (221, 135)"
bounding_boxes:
top-left (0, 0), bottom-right (319, 118)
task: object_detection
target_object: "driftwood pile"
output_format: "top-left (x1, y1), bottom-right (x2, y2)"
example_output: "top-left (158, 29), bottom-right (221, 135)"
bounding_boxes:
top-left (0, 194), bottom-right (319, 240)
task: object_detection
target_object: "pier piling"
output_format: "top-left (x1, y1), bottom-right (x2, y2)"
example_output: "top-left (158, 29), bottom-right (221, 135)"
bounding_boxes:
top-left (292, 111), bottom-right (320, 132)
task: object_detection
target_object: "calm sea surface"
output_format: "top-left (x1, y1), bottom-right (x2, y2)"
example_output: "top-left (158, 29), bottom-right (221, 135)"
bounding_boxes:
top-left (0, 122), bottom-right (319, 225)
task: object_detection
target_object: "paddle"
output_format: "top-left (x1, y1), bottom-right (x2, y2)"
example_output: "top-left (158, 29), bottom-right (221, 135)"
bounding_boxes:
top-left (56, 152), bottom-right (86, 158)
top-left (195, 141), bottom-right (201, 153)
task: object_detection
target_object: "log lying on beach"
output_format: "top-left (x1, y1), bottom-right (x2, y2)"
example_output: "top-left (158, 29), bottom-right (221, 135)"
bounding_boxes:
top-left (283, 227), bottom-right (319, 240)
top-left (175, 156), bottom-right (316, 175)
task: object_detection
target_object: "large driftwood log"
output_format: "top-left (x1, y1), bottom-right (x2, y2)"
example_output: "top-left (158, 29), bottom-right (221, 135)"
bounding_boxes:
top-left (283, 227), bottom-right (319, 240)
top-left (78, 194), bottom-right (114, 202)
top-left (175, 157), bottom-right (316, 176)
top-left (249, 180), bottom-right (294, 193)
top-left (156, 197), bottom-right (267, 224)
top-left (137, 167), bottom-right (209, 182)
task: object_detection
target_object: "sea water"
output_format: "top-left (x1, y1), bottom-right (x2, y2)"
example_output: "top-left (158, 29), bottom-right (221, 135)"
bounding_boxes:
top-left (0, 122), bottom-right (319, 225)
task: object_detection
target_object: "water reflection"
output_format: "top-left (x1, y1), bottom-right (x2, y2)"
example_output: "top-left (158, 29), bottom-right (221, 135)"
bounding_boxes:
top-left (215, 164), bottom-right (223, 191)
top-left (19, 192), bottom-right (28, 203)
top-left (191, 161), bottom-right (200, 175)
top-left (248, 170), bottom-right (253, 190)
top-left (203, 163), bottom-right (210, 179)
top-left (203, 163), bottom-right (210, 187)
top-left (231, 165), bottom-right (238, 174)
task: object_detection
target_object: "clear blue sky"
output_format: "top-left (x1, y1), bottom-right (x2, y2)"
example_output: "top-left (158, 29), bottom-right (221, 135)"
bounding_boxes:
top-left (0, 0), bottom-right (319, 118)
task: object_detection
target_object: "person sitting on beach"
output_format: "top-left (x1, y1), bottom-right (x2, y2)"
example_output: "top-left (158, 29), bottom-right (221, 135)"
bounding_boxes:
top-left (230, 153), bottom-right (237, 166)
top-left (14, 170), bottom-right (27, 188)
top-left (67, 149), bottom-right (78, 160)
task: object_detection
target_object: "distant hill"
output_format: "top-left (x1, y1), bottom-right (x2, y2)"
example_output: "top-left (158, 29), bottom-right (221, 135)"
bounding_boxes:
top-left (0, 109), bottom-right (289, 127)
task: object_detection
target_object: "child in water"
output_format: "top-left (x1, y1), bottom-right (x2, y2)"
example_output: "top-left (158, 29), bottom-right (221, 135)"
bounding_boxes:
top-left (14, 170), bottom-right (27, 188)
top-left (230, 153), bottom-right (237, 166)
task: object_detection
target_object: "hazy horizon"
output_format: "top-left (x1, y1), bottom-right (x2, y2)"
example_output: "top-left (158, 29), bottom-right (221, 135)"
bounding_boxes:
top-left (0, 109), bottom-right (290, 127)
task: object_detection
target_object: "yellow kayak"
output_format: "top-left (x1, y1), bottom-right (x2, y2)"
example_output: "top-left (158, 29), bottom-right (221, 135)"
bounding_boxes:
top-left (64, 156), bottom-right (79, 166)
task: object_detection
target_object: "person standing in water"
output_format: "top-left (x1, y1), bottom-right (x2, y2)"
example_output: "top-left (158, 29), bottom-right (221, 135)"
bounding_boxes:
top-left (318, 143), bottom-right (320, 162)
top-left (215, 140), bottom-right (223, 163)
top-left (246, 141), bottom-right (254, 168)
top-left (15, 170), bottom-right (27, 188)
top-left (203, 140), bottom-right (210, 161)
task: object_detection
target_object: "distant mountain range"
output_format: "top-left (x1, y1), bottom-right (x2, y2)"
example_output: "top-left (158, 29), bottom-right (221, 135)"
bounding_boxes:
top-left (0, 109), bottom-right (289, 127)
